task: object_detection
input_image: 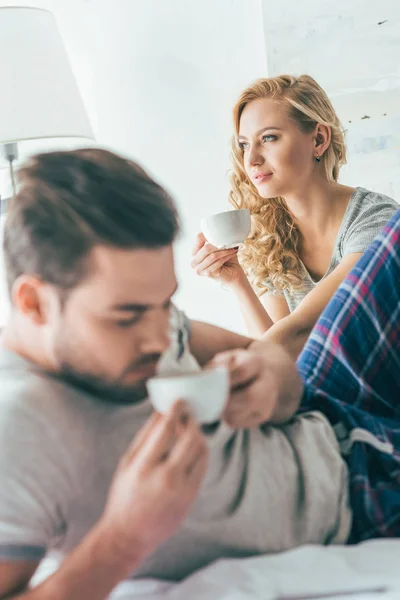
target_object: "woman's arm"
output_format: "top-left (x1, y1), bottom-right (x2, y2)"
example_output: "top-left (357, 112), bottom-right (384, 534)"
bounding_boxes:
top-left (261, 252), bottom-right (363, 359)
top-left (229, 270), bottom-right (290, 337)
top-left (229, 270), bottom-right (275, 337)
top-left (191, 234), bottom-right (281, 338)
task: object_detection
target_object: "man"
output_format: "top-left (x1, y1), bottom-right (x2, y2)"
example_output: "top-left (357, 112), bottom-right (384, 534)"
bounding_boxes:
top-left (0, 149), bottom-right (350, 599)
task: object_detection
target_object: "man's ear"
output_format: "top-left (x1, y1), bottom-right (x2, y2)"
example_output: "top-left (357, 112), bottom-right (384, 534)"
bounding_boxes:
top-left (12, 276), bottom-right (51, 325)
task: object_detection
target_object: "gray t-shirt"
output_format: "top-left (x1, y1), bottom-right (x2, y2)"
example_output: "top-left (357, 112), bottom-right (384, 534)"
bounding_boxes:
top-left (0, 309), bottom-right (351, 581)
top-left (270, 188), bottom-right (399, 312)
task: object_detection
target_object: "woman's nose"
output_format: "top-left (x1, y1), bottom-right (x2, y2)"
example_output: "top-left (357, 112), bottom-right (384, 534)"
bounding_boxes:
top-left (248, 145), bottom-right (263, 167)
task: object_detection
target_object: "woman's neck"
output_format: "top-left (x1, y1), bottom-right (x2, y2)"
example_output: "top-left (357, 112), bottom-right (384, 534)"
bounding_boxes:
top-left (283, 179), bottom-right (354, 238)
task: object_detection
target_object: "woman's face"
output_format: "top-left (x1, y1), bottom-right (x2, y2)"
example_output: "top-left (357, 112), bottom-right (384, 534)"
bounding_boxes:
top-left (238, 98), bottom-right (317, 199)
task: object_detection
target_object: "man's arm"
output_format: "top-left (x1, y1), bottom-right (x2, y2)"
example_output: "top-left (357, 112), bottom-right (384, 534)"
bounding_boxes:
top-left (0, 524), bottom-right (142, 600)
top-left (189, 320), bottom-right (253, 366)
top-left (0, 403), bottom-right (208, 600)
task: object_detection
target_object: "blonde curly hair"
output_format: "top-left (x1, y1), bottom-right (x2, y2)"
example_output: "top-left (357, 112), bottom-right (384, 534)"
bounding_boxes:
top-left (229, 74), bottom-right (347, 296)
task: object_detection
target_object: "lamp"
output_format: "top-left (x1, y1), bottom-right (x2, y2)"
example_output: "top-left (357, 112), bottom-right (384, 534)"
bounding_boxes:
top-left (0, 6), bottom-right (94, 206)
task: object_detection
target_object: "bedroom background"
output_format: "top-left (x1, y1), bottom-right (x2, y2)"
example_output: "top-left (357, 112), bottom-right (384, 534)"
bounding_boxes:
top-left (0, 0), bottom-right (399, 333)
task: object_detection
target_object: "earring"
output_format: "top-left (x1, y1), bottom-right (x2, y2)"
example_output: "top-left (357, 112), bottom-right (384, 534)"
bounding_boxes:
top-left (315, 155), bottom-right (321, 162)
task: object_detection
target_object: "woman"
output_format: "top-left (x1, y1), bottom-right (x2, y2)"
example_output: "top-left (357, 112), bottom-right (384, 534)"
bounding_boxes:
top-left (191, 74), bottom-right (398, 358)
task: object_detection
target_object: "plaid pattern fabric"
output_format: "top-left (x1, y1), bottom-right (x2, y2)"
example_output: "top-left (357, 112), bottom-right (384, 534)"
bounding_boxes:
top-left (298, 208), bottom-right (400, 543)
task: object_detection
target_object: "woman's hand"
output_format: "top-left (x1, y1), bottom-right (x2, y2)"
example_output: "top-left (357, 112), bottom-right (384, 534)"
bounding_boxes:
top-left (191, 233), bottom-right (244, 285)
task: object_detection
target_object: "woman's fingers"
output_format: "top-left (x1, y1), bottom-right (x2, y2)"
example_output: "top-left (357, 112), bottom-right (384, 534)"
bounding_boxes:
top-left (193, 249), bottom-right (238, 275)
top-left (192, 232), bottom-right (207, 256)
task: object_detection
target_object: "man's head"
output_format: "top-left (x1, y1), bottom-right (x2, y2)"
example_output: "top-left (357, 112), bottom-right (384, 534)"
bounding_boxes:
top-left (3, 148), bottom-right (180, 403)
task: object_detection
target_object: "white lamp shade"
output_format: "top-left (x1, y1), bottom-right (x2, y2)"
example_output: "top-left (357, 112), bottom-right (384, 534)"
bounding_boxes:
top-left (0, 6), bottom-right (93, 145)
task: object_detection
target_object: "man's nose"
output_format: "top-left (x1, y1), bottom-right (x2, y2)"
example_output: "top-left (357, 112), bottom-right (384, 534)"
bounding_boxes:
top-left (138, 308), bottom-right (171, 355)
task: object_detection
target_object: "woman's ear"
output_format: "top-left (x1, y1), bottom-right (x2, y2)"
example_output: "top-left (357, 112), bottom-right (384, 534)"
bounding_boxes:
top-left (313, 123), bottom-right (331, 159)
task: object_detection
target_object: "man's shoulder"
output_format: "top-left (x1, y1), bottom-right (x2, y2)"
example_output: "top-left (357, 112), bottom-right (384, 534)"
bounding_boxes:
top-left (0, 348), bottom-right (101, 438)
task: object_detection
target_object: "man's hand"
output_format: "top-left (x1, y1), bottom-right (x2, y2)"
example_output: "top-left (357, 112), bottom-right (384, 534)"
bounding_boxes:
top-left (209, 343), bottom-right (303, 429)
top-left (0, 402), bottom-right (208, 600)
top-left (99, 400), bottom-right (208, 566)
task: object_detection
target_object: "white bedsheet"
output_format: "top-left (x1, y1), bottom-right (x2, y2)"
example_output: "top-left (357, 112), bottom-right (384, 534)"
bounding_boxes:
top-left (111, 541), bottom-right (400, 600)
top-left (34, 540), bottom-right (400, 599)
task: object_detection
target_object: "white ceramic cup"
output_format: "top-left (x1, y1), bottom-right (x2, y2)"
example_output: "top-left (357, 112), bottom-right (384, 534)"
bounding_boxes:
top-left (201, 209), bottom-right (251, 249)
top-left (146, 367), bottom-right (229, 424)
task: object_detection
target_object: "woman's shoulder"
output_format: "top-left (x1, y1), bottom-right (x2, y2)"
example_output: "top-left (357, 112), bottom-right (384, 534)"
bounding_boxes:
top-left (338, 187), bottom-right (399, 255)
top-left (347, 187), bottom-right (399, 219)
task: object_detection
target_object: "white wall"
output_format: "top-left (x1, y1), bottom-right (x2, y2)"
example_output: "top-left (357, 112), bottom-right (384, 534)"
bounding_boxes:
top-left (54, 0), bottom-right (267, 332)
top-left (2, 0), bottom-right (399, 330)
top-left (0, 0), bottom-right (268, 332)
top-left (261, 0), bottom-right (400, 199)
top-left (1, 0), bottom-right (267, 332)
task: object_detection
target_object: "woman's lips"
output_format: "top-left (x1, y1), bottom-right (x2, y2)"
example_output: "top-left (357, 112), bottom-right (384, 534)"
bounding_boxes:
top-left (252, 173), bottom-right (273, 184)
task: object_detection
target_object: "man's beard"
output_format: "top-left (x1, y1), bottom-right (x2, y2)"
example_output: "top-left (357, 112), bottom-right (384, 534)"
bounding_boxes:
top-left (53, 330), bottom-right (161, 405)
top-left (56, 363), bottom-right (151, 405)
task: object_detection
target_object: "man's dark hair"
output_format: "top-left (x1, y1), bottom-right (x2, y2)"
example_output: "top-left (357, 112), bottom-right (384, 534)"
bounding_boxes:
top-left (3, 148), bottom-right (180, 295)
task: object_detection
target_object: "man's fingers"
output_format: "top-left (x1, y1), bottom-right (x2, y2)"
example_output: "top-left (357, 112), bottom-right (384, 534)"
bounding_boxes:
top-left (213, 350), bottom-right (261, 389)
top-left (186, 445), bottom-right (208, 489)
top-left (226, 378), bottom-right (275, 423)
top-left (168, 416), bottom-right (208, 475)
top-left (206, 351), bottom-right (236, 371)
top-left (231, 377), bottom-right (273, 408)
top-left (122, 411), bottom-right (162, 464)
top-left (133, 400), bottom-right (188, 468)
top-left (230, 353), bottom-right (260, 389)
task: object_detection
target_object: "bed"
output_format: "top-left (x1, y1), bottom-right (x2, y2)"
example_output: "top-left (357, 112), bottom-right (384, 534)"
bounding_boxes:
top-left (34, 540), bottom-right (400, 599)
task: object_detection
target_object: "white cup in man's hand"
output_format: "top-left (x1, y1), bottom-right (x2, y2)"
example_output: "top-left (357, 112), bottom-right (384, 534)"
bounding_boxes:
top-left (201, 209), bottom-right (251, 249)
top-left (147, 368), bottom-right (229, 424)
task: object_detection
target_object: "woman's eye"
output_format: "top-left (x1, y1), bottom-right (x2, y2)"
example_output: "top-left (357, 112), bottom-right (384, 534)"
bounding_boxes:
top-left (262, 134), bottom-right (277, 143)
top-left (238, 141), bottom-right (249, 151)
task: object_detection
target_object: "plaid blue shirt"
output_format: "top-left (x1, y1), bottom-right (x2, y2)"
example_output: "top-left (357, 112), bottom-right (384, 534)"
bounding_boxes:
top-left (298, 209), bottom-right (400, 543)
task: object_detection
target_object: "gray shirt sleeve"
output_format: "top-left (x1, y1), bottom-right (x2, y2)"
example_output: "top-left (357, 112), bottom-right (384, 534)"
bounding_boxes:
top-left (0, 380), bottom-right (72, 560)
top-left (262, 281), bottom-right (285, 297)
top-left (339, 190), bottom-right (399, 257)
top-left (155, 306), bottom-right (201, 376)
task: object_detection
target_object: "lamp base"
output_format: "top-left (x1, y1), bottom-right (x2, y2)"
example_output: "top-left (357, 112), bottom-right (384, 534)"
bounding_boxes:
top-left (3, 142), bottom-right (18, 162)
top-left (2, 143), bottom-right (18, 197)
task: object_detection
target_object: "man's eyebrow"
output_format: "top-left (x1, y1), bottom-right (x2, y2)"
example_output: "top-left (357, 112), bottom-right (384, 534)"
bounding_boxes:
top-left (111, 283), bottom-right (179, 312)
top-left (111, 303), bottom-right (148, 312)
top-left (237, 126), bottom-right (282, 140)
